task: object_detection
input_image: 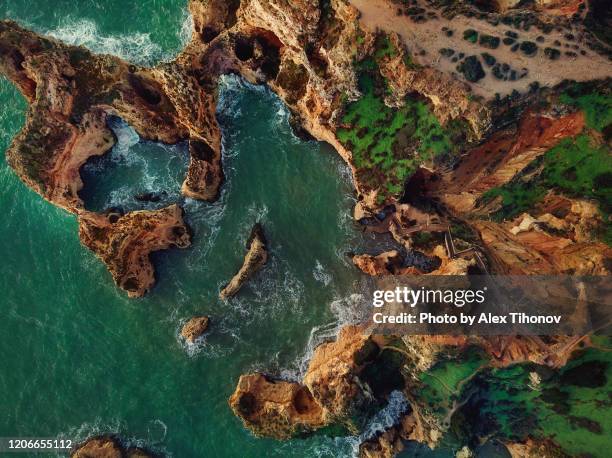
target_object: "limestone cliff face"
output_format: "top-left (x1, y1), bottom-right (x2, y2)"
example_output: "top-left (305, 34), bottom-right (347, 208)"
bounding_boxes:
top-left (2, 1), bottom-right (609, 300)
top-left (0, 21), bottom-right (189, 211)
top-left (1, 2), bottom-right (611, 455)
top-left (78, 205), bottom-right (191, 298)
top-left (228, 373), bottom-right (326, 438)
top-left (473, 220), bottom-right (611, 275)
top-left (437, 110), bottom-right (586, 215)
top-left (229, 325), bottom-right (381, 438)
top-left (0, 1), bottom-right (365, 295)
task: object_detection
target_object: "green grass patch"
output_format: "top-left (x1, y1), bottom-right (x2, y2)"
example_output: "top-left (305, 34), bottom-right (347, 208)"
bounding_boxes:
top-left (459, 344), bottom-right (612, 457)
top-left (419, 349), bottom-right (487, 415)
top-left (481, 134), bottom-right (612, 244)
top-left (337, 39), bottom-right (455, 201)
top-left (560, 91), bottom-right (612, 132)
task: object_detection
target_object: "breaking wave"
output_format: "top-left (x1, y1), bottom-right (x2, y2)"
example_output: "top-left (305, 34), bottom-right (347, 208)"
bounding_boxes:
top-left (46, 19), bottom-right (165, 66)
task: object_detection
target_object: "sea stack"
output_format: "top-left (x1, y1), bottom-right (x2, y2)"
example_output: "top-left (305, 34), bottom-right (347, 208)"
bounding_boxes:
top-left (220, 223), bottom-right (268, 300)
top-left (180, 316), bottom-right (210, 343)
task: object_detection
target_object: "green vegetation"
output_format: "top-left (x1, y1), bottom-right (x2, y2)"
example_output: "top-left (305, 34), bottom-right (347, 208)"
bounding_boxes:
top-left (519, 40), bottom-right (538, 56)
top-left (419, 349), bottom-right (487, 416)
top-left (457, 55), bottom-right (485, 82)
top-left (478, 33), bottom-right (500, 49)
top-left (559, 90), bottom-right (612, 132)
top-left (457, 344), bottom-right (612, 457)
top-left (482, 134), bottom-right (612, 244)
top-left (463, 29), bottom-right (478, 43)
top-left (481, 85), bottom-right (612, 243)
top-left (337, 34), bottom-right (456, 202)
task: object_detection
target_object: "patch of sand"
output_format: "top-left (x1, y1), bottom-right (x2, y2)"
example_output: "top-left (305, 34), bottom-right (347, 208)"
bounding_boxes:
top-left (350, 0), bottom-right (612, 98)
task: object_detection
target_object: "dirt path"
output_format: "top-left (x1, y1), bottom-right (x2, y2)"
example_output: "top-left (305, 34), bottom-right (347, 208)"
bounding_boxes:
top-left (351, 0), bottom-right (612, 98)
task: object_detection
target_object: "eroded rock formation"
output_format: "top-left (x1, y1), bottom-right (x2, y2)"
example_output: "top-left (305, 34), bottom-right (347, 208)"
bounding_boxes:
top-left (180, 316), bottom-right (210, 343)
top-left (220, 223), bottom-right (268, 299)
top-left (1, 1), bottom-right (611, 456)
top-left (228, 373), bottom-right (326, 438)
top-left (229, 325), bottom-right (382, 438)
top-left (78, 205), bottom-right (191, 297)
top-left (71, 435), bottom-right (154, 458)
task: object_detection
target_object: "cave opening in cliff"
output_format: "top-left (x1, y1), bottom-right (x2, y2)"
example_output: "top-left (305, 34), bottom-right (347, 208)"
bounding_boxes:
top-left (250, 29), bottom-right (282, 80)
top-left (127, 73), bottom-right (162, 106)
top-left (234, 34), bottom-right (254, 61)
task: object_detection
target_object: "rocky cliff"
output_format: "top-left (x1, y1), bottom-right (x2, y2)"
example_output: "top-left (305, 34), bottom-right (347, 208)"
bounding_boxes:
top-left (229, 325), bottom-right (384, 438)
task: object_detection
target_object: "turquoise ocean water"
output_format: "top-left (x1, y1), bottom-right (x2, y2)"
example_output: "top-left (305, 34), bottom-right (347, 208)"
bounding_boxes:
top-left (0, 1), bottom-right (409, 456)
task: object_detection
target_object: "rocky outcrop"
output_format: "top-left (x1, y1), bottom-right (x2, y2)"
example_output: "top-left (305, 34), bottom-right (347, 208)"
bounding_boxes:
top-left (229, 325), bottom-right (382, 439)
top-left (473, 220), bottom-right (611, 275)
top-left (359, 413), bottom-right (422, 458)
top-left (71, 435), bottom-right (155, 458)
top-left (181, 316), bottom-right (210, 343)
top-left (302, 325), bottom-right (378, 422)
top-left (353, 245), bottom-right (476, 276)
top-left (78, 205), bottom-right (191, 297)
top-left (0, 0), bottom-right (367, 295)
top-left (437, 110), bottom-right (586, 215)
top-left (0, 21), bottom-right (189, 212)
top-left (2, 3), bottom-right (611, 456)
top-left (378, 34), bottom-right (490, 137)
top-left (220, 224), bottom-right (268, 299)
top-left (353, 251), bottom-right (406, 276)
top-left (228, 373), bottom-right (326, 438)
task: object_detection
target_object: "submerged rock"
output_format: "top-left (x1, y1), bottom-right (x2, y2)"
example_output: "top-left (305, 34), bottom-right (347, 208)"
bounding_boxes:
top-left (180, 316), bottom-right (210, 343)
top-left (219, 224), bottom-right (268, 300)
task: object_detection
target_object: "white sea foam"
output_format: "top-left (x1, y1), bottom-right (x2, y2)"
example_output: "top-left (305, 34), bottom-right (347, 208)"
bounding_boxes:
top-left (146, 419), bottom-right (168, 444)
top-left (175, 317), bottom-right (234, 359)
top-left (313, 260), bottom-right (332, 286)
top-left (178, 9), bottom-right (194, 48)
top-left (329, 292), bottom-right (369, 327)
top-left (46, 19), bottom-right (165, 66)
top-left (339, 390), bottom-right (410, 457)
top-left (230, 254), bottom-right (305, 321)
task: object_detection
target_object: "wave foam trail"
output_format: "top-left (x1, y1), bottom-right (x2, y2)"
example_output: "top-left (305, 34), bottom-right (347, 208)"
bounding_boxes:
top-left (178, 10), bottom-right (194, 47)
top-left (330, 291), bottom-right (369, 328)
top-left (313, 260), bottom-right (332, 286)
top-left (343, 391), bottom-right (409, 457)
top-left (46, 19), bottom-right (164, 66)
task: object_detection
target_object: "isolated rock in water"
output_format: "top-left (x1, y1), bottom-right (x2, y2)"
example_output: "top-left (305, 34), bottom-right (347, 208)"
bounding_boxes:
top-left (71, 436), bottom-right (123, 458)
top-left (181, 316), bottom-right (210, 343)
top-left (220, 224), bottom-right (268, 299)
top-left (229, 325), bottom-right (381, 439)
top-left (228, 373), bottom-right (326, 439)
top-left (78, 204), bottom-right (191, 298)
top-left (71, 435), bottom-right (155, 458)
